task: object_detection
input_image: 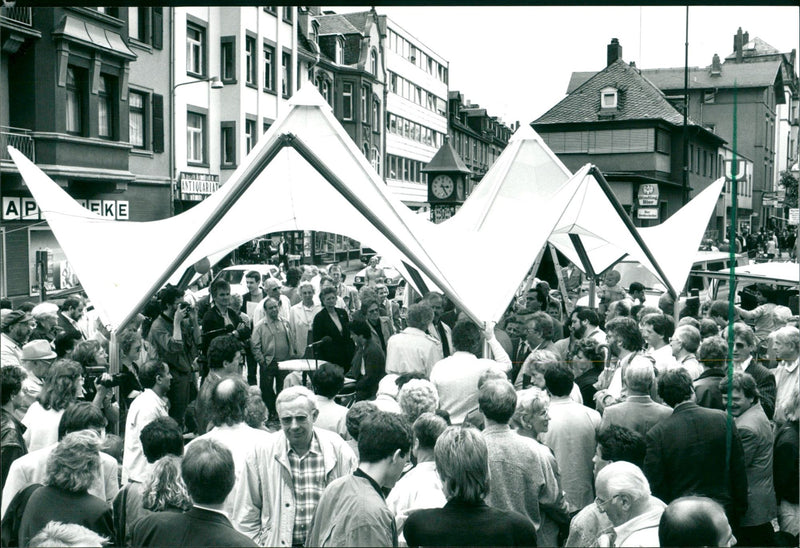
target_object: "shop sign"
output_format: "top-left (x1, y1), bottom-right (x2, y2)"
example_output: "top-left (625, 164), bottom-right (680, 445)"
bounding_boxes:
top-left (431, 204), bottom-right (457, 224)
top-left (637, 208), bottom-right (659, 219)
top-left (789, 208), bottom-right (799, 226)
top-left (3, 197), bottom-right (129, 220)
top-left (180, 172), bottom-right (220, 201)
top-left (637, 184), bottom-right (659, 206)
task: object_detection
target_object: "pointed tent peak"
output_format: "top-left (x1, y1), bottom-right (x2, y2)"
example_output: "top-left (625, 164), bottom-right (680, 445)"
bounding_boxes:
top-left (510, 123), bottom-right (543, 143)
top-left (288, 83), bottom-right (333, 111)
top-left (421, 136), bottom-right (471, 174)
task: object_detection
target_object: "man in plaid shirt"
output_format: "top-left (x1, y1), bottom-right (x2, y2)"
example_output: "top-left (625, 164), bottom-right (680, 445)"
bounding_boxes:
top-left (241, 386), bottom-right (356, 547)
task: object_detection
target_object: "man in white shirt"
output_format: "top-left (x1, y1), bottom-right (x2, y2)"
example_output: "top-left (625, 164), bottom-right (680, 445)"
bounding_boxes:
top-left (640, 313), bottom-right (677, 375)
top-left (122, 361), bottom-right (171, 484)
top-left (288, 282), bottom-right (322, 354)
top-left (430, 320), bottom-right (510, 425)
top-left (769, 325), bottom-right (797, 424)
top-left (310, 362), bottom-right (349, 438)
top-left (187, 377), bottom-right (272, 539)
top-left (385, 303), bottom-right (442, 378)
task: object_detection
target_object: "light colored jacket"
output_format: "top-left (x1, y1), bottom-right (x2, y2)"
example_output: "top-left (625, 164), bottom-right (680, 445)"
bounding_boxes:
top-left (250, 317), bottom-right (297, 366)
top-left (240, 427), bottom-right (357, 547)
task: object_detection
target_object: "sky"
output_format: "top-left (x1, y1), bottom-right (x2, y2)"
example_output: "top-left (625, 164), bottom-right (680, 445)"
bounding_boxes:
top-left (332, 6), bottom-right (800, 127)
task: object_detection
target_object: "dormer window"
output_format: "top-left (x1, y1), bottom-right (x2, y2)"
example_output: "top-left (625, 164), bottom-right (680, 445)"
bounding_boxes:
top-left (600, 87), bottom-right (618, 109)
top-left (335, 37), bottom-right (344, 64)
top-left (310, 21), bottom-right (319, 45)
top-left (369, 49), bottom-right (378, 75)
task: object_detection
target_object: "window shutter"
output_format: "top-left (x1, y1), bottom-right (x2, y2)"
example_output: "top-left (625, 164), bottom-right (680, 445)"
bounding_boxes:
top-left (152, 93), bottom-right (164, 152)
top-left (152, 8), bottom-right (163, 50)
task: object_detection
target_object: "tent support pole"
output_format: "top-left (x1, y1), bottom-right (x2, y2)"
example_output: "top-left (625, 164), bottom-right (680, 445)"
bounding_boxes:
top-left (287, 135), bottom-right (480, 325)
top-left (112, 134), bottom-right (294, 335)
top-left (569, 234), bottom-right (597, 308)
top-left (588, 166), bottom-right (677, 300)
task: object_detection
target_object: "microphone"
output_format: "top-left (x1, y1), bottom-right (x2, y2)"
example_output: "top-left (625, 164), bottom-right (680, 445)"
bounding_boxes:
top-left (307, 336), bottom-right (332, 348)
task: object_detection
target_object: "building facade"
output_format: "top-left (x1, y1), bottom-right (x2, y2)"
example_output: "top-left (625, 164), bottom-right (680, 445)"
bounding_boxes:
top-left (534, 40), bottom-right (725, 228)
top-left (447, 91), bottom-right (513, 195)
top-left (1, 7), bottom-right (172, 301)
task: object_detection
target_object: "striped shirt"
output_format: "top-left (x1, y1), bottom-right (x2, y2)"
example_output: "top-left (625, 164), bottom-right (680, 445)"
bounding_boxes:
top-left (288, 434), bottom-right (326, 545)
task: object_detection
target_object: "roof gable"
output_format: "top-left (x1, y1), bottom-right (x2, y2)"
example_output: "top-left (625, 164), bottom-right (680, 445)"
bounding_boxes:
top-left (535, 59), bottom-right (687, 126)
top-left (641, 60), bottom-right (783, 91)
top-left (316, 15), bottom-right (360, 36)
top-left (421, 139), bottom-right (471, 174)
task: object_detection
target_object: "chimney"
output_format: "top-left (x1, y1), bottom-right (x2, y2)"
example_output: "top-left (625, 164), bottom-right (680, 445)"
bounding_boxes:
top-left (607, 38), bottom-right (623, 66)
top-left (734, 27), bottom-right (743, 63)
top-left (743, 31), bottom-right (749, 47)
top-left (711, 53), bottom-right (722, 76)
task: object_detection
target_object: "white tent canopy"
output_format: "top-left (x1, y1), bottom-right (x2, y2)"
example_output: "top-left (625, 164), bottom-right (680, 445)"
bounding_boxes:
top-left (10, 85), bottom-right (723, 330)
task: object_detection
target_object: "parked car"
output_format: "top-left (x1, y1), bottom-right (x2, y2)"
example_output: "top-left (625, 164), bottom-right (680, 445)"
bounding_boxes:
top-left (191, 264), bottom-right (280, 300)
top-left (692, 260), bottom-right (799, 314)
top-left (575, 251), bottom-right (749, 308)
top-left (353, 259), bottom-right (404, 298)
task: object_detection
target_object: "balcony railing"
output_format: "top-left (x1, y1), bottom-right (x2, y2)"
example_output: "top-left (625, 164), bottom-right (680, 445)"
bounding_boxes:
top-left (1, 127), bottom-right (35, 162)
top-left (0, 7), bottom-right (32, 26)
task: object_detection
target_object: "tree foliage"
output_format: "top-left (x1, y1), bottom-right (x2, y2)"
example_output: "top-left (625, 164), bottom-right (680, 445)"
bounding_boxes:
top-left (779, 170), bottom-right (798, 209)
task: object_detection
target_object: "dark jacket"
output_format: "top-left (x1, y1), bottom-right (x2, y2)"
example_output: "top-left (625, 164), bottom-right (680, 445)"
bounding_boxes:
top-left (201, 306), bottom-right (249, 359)
top-left (0, 408), bottom-right (26, 490)
top-left (744, 360), bottom-right (776, 420)
top-left (312, 308), bottom-right (355, 371)
top-left (132, 506), bottom-right (257, 547)
top-left (350, 338), bottom-right (386, 401)
top-left (57, 312), bottom-right (83, 341)
top-left (644, 401), bottom-right (748, 524)
top-left (404, 499), bottom-right (538, 547)
top-left (18, 485), bottom-right (113, 547)
top-left (774, 420), bottom-right (799, 504)
top-left (694, 368), bottom-right (726, 411)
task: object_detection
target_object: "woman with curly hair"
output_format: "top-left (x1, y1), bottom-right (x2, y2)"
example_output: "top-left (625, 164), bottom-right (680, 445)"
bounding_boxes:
top-left (141, 455), bottom-right (193, 513)
top-left (398, 379), bottom-right (439, 424)
top-left (22, 359), bottom-right (83, 451)
top-left (117, 328), bottom-right (144, 420)
top-left (18, 430), bottom-right (114, 546)
top-left (572, 338), bottom-right (606, 409)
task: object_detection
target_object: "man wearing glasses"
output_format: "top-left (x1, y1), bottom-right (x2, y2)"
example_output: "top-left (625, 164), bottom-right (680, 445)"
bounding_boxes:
top-left (241, 386), bottom-right (356, 547)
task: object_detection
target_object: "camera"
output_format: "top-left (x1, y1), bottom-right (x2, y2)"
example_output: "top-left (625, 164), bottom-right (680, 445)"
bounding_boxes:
top-left (179, 301), bottom-right (192, 311)
top-left (84, 365), bottom-right (124, 388)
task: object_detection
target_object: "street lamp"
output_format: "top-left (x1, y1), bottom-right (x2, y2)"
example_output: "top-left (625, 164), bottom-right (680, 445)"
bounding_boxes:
top-left (169, 75), bottom-right (224, 216)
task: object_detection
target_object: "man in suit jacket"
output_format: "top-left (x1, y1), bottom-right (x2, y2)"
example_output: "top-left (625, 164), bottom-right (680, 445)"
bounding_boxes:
top-left (599, 360), bottom-right (671, 439)
top-left (57, 297), bottom-right (85, 341)
top-left (720, 372), bottom-right (777, 547)
top-left (732, 323), bottom-right (776, 420)
top-left (424, 292), bottom-right (453, 358)
top-left (644, 368), bottom-right (748, 528)
top-left (201, 280), bottom-right (249, 361)
top-left (132, 438), bottom-right (257, 547)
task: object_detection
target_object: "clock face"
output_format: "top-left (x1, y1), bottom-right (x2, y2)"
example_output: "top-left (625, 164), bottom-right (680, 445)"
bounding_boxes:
top-left (431, 175), bottom-right (454, 199)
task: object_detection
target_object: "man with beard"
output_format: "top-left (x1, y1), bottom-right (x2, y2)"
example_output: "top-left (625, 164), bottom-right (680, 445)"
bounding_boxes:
top-left (596, 317), bottom-right (654, 410)
top-left (574, 308), bottom-right (606, 345)
top-left (1, 311), bottom-right (34, 369)
top-left (57, 298), bottom-right (85, 341)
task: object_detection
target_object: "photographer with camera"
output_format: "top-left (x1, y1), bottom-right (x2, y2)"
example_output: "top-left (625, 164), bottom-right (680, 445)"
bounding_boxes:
top-left (72, 340), bottom-right (120, 432)
top-left (148, 285), bottom-right (200, 431)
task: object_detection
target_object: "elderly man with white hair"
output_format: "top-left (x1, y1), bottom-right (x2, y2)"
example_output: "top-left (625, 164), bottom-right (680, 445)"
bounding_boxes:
top-left (29, 302), bottom-right (61, 344)
top-left (594, 461), bottom-right (666, 547)
top-left (599, 361), bottom-right (672, 439)
top-left (773, 325), bottom-right (800, 425)
top-left (241, 386), bottom-right (356, 547)
top-left (669, 324), bottom-right (703, 380)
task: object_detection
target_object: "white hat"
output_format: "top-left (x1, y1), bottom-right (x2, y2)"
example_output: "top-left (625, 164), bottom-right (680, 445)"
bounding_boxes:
top-left (31, 302), bottom-right (59, 318)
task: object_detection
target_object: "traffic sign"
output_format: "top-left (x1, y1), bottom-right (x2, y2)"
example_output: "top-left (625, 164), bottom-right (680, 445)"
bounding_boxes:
top-left (790, 208), bottom-right (799, 226)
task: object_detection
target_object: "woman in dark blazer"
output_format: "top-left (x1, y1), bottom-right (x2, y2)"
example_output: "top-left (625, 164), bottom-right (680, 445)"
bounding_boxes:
top-left (349, 319), bottom-right (386, 401)
top-left (312, 286), bottom-right (355, 372)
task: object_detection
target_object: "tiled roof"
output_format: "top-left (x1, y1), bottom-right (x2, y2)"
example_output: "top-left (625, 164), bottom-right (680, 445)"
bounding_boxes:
top-left (535, 59), bottom-right (688, 126)
top-left (316, 15), bottom-right (360, 36)
top-left (567, 60), bottom-right (782, 93)
top-left (725, 37), bottom-right (781, 60)
top-left (341, 12), bottom-right (370, 34)
top-left (421, 139), bottom-right (471, 174)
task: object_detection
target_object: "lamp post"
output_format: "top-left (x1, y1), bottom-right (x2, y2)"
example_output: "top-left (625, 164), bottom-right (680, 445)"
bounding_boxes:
top-left (169, 76), bottom-right (224, 216)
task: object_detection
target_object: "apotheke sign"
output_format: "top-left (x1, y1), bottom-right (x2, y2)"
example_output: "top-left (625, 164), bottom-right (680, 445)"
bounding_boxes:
top-left (2, 197), bottom-right (129, 220)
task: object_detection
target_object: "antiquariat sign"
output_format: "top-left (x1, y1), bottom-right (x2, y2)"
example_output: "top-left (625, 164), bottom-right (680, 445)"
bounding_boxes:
top-left (637, 183), bottom-right (659, 207)
top-left (180, 172), bottom-right (220, 201)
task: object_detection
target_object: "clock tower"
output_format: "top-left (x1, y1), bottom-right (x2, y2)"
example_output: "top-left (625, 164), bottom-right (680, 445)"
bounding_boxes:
top-left (422, 136), bottom-right (472, 223)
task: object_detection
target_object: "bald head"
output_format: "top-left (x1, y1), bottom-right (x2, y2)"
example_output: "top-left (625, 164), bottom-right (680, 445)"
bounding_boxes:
top-left (659, 496), bottom-right (733, 547)
top-left (210, 377), bottom-right (248, 427)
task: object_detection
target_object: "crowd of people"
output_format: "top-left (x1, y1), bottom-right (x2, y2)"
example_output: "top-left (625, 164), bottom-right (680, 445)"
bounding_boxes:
top-left (700, 227), bottom-right (797, 260)
top-left (0, 260), bottom-right (798, 547)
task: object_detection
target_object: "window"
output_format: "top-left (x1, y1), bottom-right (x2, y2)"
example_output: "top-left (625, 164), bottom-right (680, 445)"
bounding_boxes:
top-left (263, 43), bottom-right (275, 92)
top-left (65, 67), bottom-right (84, 135)
top-left (245, 35), bottom-right (257, 86)
top-left (282, 6), bottom-right (292, 23)
top-left (128, 7), bottom-right (150, 42)
top-left (371, 146), bottom-right (380, 175)
top-left (129, 91), bottom-right (146, 148)
top-left (221, 37), bottom-right (236, 83)
top-left (263, 118), bottom-right (273, 135)
top-left (369, 49), bottom-right (378, 75)
top-left (342, 82), bottom-right (353, 120)
top-left (372, 99), bottom-right (380, 132)
top-left (335, 38), bottom-right (344, 64)
top-left (704, 90), bottom-right (715, 104)
top-left (98, 75), bottom-right (114, 139)
top-left (361, 85), bottom-right (369, 123)
top-left (245, 118), bottom-right (257, 153)
top-left (264, 6), bottom-right (276, 15)
top-left (281, 51), bottom-right (291, 98)
top-left (319, 78), bottom-right (331, 105)
top-left (186, 22), bottom-right (206, 76)
top-left (187, 110), bottom-right (206, 164)
top-left (221, 122), bottom-right (236, 167)
top-left (600, 87), bottom-right (618, 109)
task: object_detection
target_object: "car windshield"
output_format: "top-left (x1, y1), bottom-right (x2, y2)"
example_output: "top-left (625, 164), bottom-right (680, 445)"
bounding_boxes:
top-left (614, 262), bottom-right (666, 292)
top-left (216, 270), bottom-right (245, 285)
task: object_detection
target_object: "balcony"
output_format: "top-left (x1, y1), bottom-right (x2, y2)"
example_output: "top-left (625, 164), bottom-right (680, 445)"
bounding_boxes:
top-left (0, 7), bottom-right (32, 26)
top-left (0, 126), bottom-right (35, 163)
